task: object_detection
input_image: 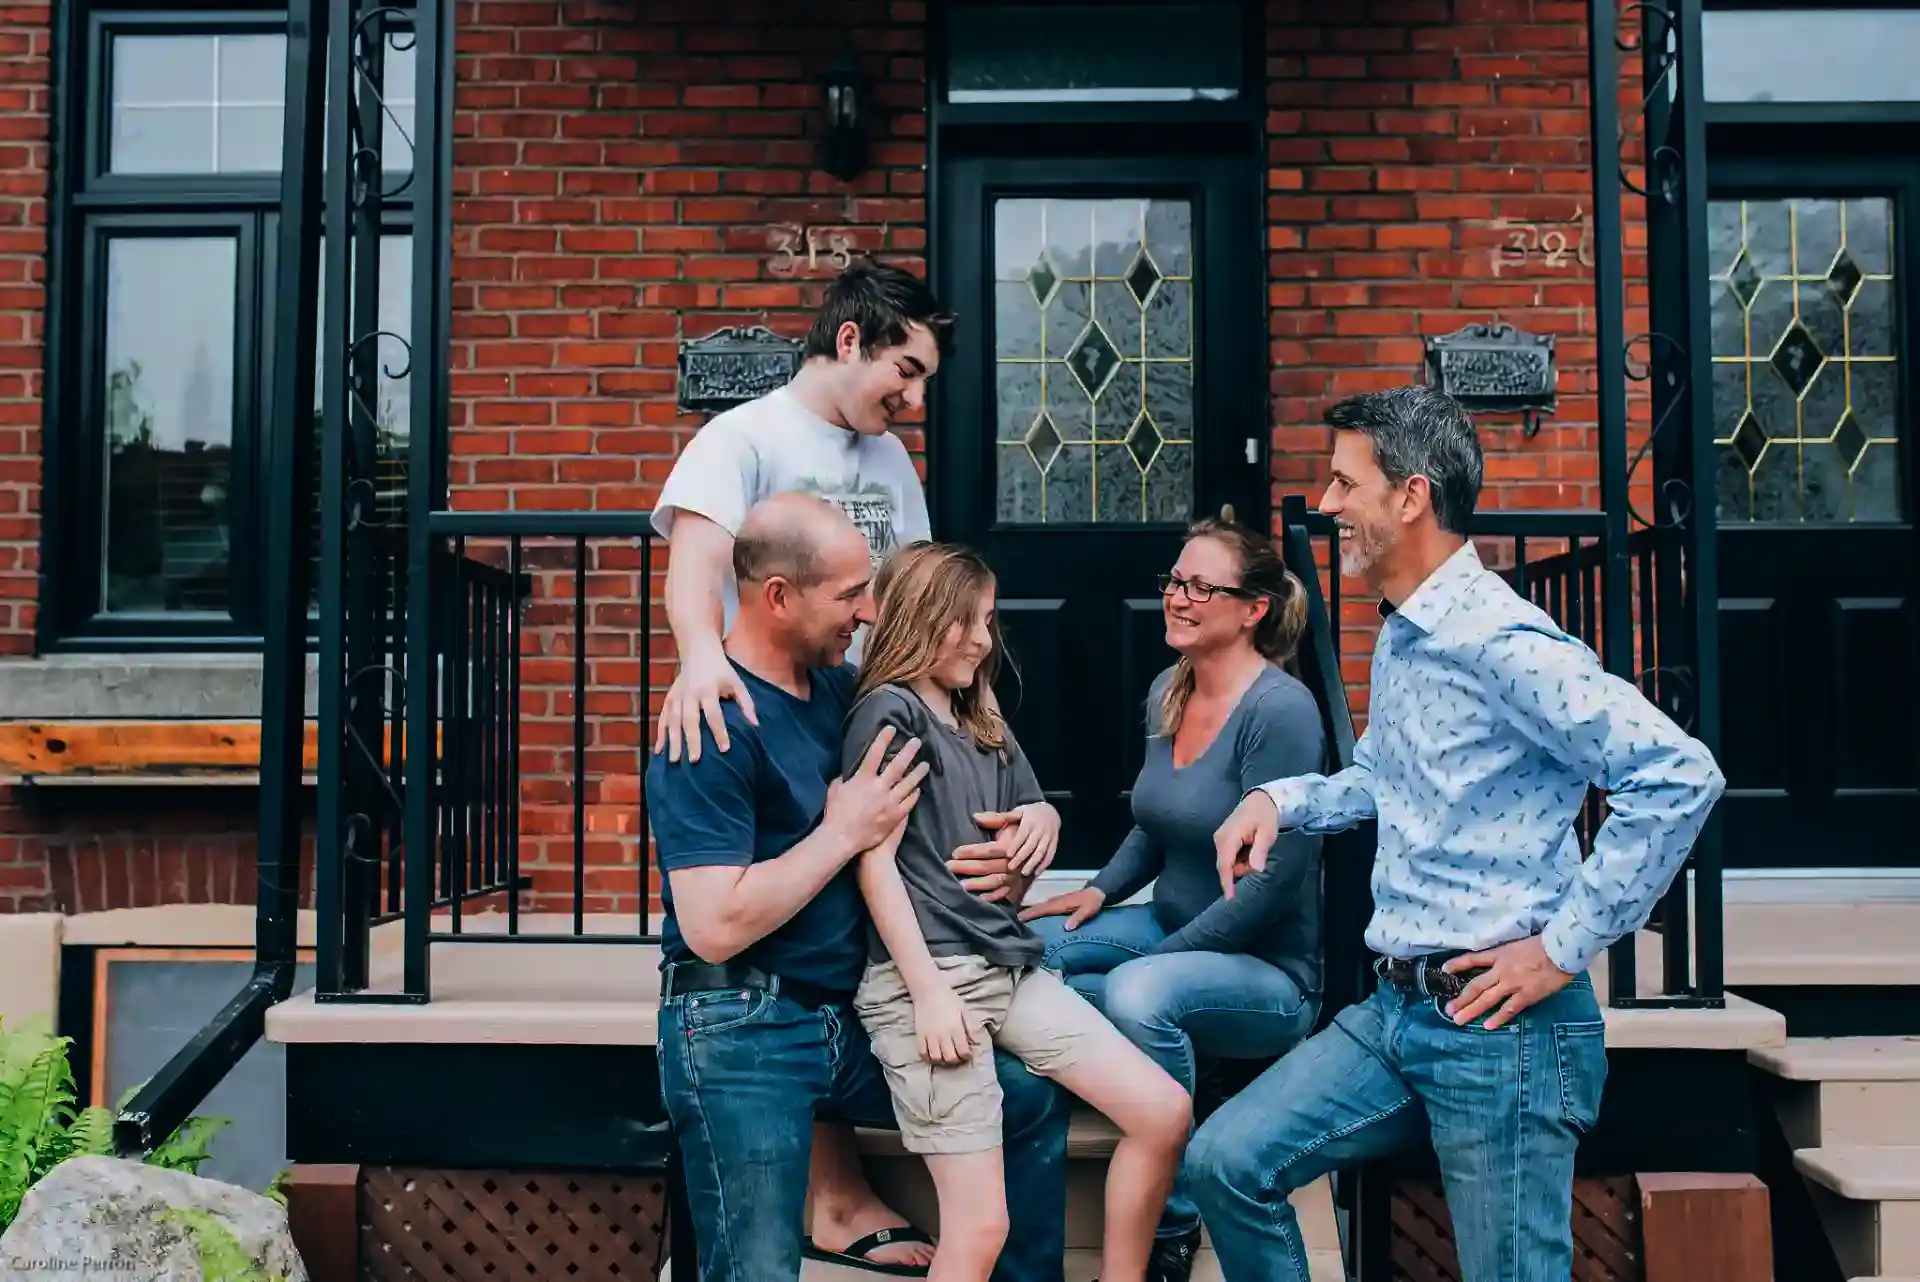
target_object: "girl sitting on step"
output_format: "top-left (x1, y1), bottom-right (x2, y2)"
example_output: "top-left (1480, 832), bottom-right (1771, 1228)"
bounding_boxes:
top-left (844, 540), bottom-right (1192, 1282)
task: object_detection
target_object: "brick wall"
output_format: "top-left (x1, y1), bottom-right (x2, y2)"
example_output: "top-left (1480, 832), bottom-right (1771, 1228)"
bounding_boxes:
top-left (1263, 0), bottom-right (1653, 706)
top-left (2, 791), bottom-right (316, 914)
top-left (448, 0), bottom-right (930, 912)
top-left (0, 0), bottom-right (1660, 917)
top-left (0, 2), bottom-right (48, 655)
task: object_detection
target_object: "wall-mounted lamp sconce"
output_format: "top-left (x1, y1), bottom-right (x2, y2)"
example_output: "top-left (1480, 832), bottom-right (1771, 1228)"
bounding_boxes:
top-left (821, 54), bottom-right (868, 182)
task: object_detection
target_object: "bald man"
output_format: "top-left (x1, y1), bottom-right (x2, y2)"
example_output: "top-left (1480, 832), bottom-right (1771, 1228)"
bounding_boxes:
top-left (647, 494), bottom-right (1073, 1282)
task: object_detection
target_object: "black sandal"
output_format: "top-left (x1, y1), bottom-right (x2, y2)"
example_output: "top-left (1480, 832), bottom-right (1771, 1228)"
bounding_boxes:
top-left (801, 1226), bottom-right (936, 1277)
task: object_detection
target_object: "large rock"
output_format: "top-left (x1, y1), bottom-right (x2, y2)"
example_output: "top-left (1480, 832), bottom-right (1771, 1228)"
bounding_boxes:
top-left (1, 1156), bottom-right (308, 1281)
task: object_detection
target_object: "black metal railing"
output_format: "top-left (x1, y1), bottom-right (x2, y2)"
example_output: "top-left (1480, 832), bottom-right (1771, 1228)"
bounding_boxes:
top-left (436, 548), bottom-right (527, 928)
top-left (1278, 496), bottom-right (1376, 1028)
top-left (114, 0), bottom-right (451, 1151)
top-left (316, 510), bottom-right (664, 1003)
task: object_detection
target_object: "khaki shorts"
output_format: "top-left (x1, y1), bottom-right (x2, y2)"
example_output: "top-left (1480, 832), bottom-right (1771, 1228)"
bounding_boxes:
top-left (854, 954), bottom-right (1121, 1155)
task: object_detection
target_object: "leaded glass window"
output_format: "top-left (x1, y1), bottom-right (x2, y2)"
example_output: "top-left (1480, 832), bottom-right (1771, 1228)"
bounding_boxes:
top-left (1709, 197), bottom-right (1903, 523)
top-left (993, 198), bottom-right (1195, 524)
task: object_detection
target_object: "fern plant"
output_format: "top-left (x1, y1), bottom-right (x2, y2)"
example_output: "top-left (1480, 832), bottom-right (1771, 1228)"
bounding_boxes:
top-left (0, 1016), bottom-right (235, 1234)
top-left (0, 1016), bottom-right (117, 1229)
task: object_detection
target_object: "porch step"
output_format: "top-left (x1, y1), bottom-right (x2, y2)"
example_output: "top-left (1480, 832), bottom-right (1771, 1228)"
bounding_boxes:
top-left (1793, 1147), bottom-right (1920, 1278)
top-left (1752, 1038), bottom-right (1920, 1148)
top-left (849, 1110), bottom-right (1344, 1272)
top-left (799, 1245), bottom-right (1347, 1281)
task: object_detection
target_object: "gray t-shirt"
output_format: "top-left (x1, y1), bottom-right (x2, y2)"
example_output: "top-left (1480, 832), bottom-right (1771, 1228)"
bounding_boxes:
top-left (1090, 665), bottom-right (1328, 996)
top-left (649, 385), bottom-right (931, 664)
top-left (840, 684), bottom-right (1047, 968)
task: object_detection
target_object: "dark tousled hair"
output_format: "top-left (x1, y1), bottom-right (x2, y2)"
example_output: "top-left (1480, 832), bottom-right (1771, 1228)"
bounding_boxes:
top-left (804, 259), bottom-right (956, 361)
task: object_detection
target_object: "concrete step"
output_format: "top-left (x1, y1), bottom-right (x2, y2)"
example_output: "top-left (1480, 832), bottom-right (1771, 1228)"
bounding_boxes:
top-left (853, 1111), bottom-right (1342, 1259)
top-left (1753, 1039), bottom-right (1920, 1148)
top-left (800, 1245), bottom-right (1347, 1281)
top-left (848, 1113), bottom-right (1344, 1258)
top-left (1753, 1038), bottom-right (1920, 1082)
top-left (1795, 1147), bottom-right (1920, 1278)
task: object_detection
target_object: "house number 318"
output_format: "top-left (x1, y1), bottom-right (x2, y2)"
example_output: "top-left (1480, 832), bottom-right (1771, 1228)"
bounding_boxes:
top-left (768, 224), bottom-right (854, 276)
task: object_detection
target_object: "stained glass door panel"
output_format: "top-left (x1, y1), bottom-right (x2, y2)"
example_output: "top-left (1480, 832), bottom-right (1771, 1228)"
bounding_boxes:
top-left (934, 153), bottom-right (1264, 869)
top-left (1705, 167), bottom-right (1919, 870)
top-left (992, 197), bottom-right (1196, 524)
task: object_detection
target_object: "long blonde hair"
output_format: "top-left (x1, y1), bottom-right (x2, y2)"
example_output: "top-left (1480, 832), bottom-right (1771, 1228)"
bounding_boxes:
top-left (1159, 514), bottom-right (1310, 737)
top-left (856, 541), bottom-right (1009, 752)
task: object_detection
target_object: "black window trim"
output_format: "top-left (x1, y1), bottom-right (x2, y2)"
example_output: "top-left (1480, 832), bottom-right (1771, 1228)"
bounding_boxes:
top-left (40, 0), bottom-right (415, 653)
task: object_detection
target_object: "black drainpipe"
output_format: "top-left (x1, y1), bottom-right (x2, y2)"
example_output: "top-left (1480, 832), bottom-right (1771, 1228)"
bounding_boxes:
top-left (114, 0), bottom-right (329, 1158)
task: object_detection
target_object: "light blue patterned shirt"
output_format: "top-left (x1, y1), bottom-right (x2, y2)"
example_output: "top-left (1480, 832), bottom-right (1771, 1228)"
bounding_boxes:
top-left (1259, 542), bottom-right (1725, 974)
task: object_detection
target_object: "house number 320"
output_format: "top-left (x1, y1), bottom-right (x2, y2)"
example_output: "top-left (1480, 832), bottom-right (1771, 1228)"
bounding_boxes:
top-left (768, 225), bottom-right (854, 276)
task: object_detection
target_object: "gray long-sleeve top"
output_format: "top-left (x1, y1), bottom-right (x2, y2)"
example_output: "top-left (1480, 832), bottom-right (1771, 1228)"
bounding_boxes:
top-left (1089, 664), bottom-right (1327, 997)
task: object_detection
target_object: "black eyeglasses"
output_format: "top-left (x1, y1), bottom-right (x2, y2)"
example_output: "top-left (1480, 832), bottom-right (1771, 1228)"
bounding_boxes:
top-left (1158, 573), bottom-right (1258, 603)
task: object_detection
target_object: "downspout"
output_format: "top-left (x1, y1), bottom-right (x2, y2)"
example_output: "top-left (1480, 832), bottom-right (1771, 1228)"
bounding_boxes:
top-left (114, 0), bottom-right (331, 1157)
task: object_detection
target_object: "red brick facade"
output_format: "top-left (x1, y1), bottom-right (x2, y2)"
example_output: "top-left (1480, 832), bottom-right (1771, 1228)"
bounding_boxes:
top-left (0, 2), bottom-right (48, 656)
top-left (1, 0), bottom-right (1649, 915)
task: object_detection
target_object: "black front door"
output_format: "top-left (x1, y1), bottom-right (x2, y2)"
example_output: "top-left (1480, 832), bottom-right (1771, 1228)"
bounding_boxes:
top-left (932, 153), bottom-right (1266, 868)
top-left (1707, 156), bottom-right (1920, 867)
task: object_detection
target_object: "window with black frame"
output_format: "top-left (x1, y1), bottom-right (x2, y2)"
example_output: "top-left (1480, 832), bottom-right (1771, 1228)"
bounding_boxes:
top-left (45, 5), bottom-right (416, 647)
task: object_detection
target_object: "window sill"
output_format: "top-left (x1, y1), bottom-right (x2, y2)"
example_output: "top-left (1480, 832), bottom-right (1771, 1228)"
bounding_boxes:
top-left (0, 652), bottom-right (318, 720)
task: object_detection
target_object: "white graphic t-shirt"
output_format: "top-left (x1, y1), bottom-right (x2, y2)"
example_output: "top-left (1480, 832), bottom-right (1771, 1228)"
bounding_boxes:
top-left (650, 385), bottom-right (931, 663)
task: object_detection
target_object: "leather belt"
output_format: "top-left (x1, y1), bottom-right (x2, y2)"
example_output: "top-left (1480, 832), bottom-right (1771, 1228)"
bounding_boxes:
top-left (1375, 951), bottom-right (1483, 1002)
top-left (660, 960), bottom-right (853, 1011)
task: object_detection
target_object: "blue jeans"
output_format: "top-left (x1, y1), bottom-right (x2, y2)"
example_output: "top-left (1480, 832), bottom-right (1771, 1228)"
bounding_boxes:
top-left (659, 987), bottom-right (1071, 1282)
top-left (1186, 972), bottom-right (1609, 1282)
top-left (1029, 904), bottom-right (1319, 1239)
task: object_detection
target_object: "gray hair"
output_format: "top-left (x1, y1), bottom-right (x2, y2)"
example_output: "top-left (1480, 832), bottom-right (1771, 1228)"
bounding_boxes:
top-left (1323, 385), bottom-right (1484, 535)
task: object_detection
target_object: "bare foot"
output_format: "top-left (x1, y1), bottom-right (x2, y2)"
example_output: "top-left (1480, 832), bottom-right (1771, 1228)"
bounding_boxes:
top-left (809, 1200), bottom-right (937, 1271)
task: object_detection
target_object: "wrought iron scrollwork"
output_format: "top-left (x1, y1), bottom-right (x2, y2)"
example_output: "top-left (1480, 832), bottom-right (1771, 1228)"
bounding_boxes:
top-left (348, 6), bottom-right (417, 204)
top-left (1615, 3), bottom-right (1681, 202)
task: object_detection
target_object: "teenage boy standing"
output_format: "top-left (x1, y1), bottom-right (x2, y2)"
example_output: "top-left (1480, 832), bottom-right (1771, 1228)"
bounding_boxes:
top-left (652, 259), bottom-right (942, 765)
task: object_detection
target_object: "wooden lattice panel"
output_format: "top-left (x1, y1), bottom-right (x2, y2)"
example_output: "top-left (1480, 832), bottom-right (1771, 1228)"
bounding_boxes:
top-left (1391, 1175), bottom-right (1641, 1282)
top-left (359, 1167), bottom-right (669, 1282)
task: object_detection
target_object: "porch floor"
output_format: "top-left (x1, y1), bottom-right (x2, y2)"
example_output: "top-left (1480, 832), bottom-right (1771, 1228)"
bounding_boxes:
top-left (264, 912), bottom-right (1786, 1052)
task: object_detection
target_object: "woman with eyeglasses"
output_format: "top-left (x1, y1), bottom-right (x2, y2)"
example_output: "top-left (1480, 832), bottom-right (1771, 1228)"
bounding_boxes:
top-left (1018, 512), bottom-right (1328, 1282)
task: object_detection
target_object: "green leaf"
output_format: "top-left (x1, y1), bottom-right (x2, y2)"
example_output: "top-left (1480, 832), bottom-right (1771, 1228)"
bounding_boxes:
top-left (0, 1015), bottom-right (236, 1234)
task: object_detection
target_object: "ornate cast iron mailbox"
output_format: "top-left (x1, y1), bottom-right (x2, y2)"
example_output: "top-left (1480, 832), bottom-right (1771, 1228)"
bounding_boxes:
top-left (678, 325), bottom-right (804, 415)
top-left (1422, 322), bottom-right (1557, 437)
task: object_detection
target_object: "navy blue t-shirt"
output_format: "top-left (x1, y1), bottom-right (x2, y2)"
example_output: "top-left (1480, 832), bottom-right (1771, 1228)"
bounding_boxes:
top-left (646, 660), bottom-right (867, 993)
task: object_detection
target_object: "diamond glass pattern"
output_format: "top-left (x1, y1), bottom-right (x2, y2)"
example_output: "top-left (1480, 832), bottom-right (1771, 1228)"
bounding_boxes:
top-left (1709, 196), bottom-right (1901, 523)
top-left (1827, 249), bottom-right (1864, 305)
top-left (993, 198), bottom-right (1196, 524)
top-left (1731, 411), bottom-right (1767, 470)
top-left (1024, 411), bottom-right (1063, 470)
top-left (1125, 250), bottom-right (1162, 308)
top-left (1769, 322), bottom-right (1825, 398)
top-left (1834, 411), bottom-right (1868, 470)
top-left (1727, 249), bottom-right (1763, 309)
top-left (1126, 412), bottom-right (1162, 470)
top-left (1027, 255), bottom-right (1060, 308)
top-left (1065, 323), bottom-right (1122, 399)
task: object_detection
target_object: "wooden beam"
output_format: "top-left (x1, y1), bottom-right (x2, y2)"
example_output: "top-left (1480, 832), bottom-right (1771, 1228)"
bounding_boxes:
top-left (0, 720), bottom-right (348, 780)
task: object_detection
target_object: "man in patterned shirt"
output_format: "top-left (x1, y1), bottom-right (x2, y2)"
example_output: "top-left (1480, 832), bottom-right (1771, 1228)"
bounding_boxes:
top-left (1193, 385), bottom-right (1726, 1282)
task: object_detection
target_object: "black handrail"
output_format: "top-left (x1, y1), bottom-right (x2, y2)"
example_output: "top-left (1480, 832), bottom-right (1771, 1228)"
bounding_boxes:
top-left (1278, 496), bottom-right (1375, 1029)
top-left (113, 0), bottom-right (332, 1155)
top-left (318, 510), bottom-right (667, 1003)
